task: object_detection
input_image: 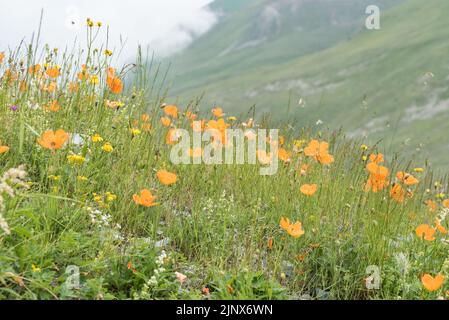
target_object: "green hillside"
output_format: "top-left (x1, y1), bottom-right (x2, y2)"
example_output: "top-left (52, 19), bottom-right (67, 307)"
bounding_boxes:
top-left (166, 0), bottom-right (449, 171)
top-left (168, 0), bottom-right (404, 93)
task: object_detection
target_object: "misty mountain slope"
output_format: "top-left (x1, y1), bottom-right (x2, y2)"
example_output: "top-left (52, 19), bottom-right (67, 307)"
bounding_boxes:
top-left (167, 0), bottom-right (404, 93)
top-left (166, 0), bottom-right (449, 170)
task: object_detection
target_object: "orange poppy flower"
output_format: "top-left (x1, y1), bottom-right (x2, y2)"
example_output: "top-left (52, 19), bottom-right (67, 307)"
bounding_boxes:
top-left (44, 100), bottom-right (61, 112)
top-left (163, 104), bottom-right (178, 118)
top-left (280, 217), bottom-right (305, 238)
top-left (156, 170), bottom-right (177, 185)
top-left (442, 199), bottom-right (449, 209)
top-left (425, 199), bottom-right (438, 212)
top-left (37, 129), bottom-right (69, 151)
top-left (166, 128), bottom-right (181, 145)
top-left (390, 183), bottom-right (405, 203)
top-left (212, 107), bottom-right (224, 118)
top-left (107, 67), bottom-right (115, 78)
top-left (300, 184), bottom-right (318, 196)
top-left (396, 172), bottom-right (419, 186)
top-left (366, 162), bottom-right (389, 176)
top-left (77, 64), bottom-right (90, 81)
top-left (107, 76), bottom-right (123, 94)
top-left (133, 189), bottom-right (159, 207)
top-left (185, 111), bottom-right (197, 120)
top-left (41, 81), bottom-right (57, 92)
top-left (141, 123), bottom-right (152, 132)
top-left (207, 118), bottom-right (229, 144)
top-left (207, 118), bottom-right (229, 131)
top-left (267, 237), bottom-right (273, 250)
top-left (28, 64), bottom-right (41, 75)
top-left (46, 66), bottom-right (60, 78)
top-left (77, 71), bottom-right (90, 81)
top-left (69, 81), bottom-right (79, 93)
top-left (365, 162), bottom-right (390, 192)
top-left (304, 140), bottom-right (334, 165)
top-left (257, 150), bottom-right (272, 165)
top-left (0, 52), bottom-right (4, 64)
top-left (0, 145), bottom-right (10, 154)
top-left (141, 114), bottom-right (150, 122)
top-left (19, 81), bottom-right (27, 92)
top-left (421, 274), bottom-right (445, 292)
top-left (202, 287), bottom-right (210, 295)
top-left (369, 153), bottom-right (384, 164)
top-left (161, 117), bottom-right (171, 127)
top-left (298, 163), bottom-right (309, 176)
top-left (3, 69), bottom-right (18, 85)
top-left (415, 224), bottom-right (436, 241)
top-left (278, 148), bottom-right (291, 163)
top-left (105, 67), bottom-right (123, 93)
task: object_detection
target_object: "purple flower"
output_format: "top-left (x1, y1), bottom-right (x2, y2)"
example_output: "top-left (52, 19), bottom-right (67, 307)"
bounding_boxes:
top-left (9, 105), bottom-right (19, 111)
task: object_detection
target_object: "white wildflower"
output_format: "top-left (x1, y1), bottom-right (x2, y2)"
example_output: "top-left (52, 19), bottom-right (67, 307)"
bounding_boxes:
top-left (0, 165), bottom-right (29, 235)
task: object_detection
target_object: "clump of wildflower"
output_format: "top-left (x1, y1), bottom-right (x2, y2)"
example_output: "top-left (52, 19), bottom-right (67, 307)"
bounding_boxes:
top-left (106, 68), bottom-right (123, 94)
top-left (105, 192), bottom-right (117, 202)
top-left (133, 250), bottom-right (170, 300)
top-left (0, 165), bottom-right (29, 235)
top-left (67, 154), bottom-right (86, 165)
top-left (90, 75), bottom-right (99, 85)
top-left (304, 140), bottom-right (334, 164)
top-left (93, 192), bottom-right (117, 208)
top-left (364, 154), bottom-right (389, 192)
top-left (86, 206), bottom-right (112, 227)
top-left (86, 18), bottom-right (94, 27)
top-left (48, 175), bottom-right (61, 181)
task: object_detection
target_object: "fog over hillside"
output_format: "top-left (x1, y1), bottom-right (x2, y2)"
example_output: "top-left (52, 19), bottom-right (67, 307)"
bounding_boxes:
top-left (0, 0), bottom-right (217, 60)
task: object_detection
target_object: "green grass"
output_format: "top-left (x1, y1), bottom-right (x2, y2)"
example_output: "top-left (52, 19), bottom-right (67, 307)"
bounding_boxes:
top-left (167, 0), bottom-right (449, 171)
top-left (0, 16), bottom-right (449, 300)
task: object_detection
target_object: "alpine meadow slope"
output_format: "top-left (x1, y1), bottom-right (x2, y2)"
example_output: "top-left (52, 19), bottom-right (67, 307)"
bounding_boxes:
top-left (167, 0), bottom-right (449, 171)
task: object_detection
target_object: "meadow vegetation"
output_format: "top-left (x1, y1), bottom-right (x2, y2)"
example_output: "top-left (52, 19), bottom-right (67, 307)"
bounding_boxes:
top-left (0, 20), bottom-right (448, 300)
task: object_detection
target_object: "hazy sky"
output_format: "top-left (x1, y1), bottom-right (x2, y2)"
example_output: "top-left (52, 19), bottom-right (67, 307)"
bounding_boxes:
top-left (0, 0), bottom-right (216, 60)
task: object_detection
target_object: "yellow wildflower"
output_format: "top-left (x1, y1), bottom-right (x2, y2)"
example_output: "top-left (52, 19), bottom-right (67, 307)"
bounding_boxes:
top-left (31, 264), bottom-right (41, 273)
top-left (67, 154), bottom-right (86, 165)
top-left (130, 128), bottom-right (141, 136)
top-left (105, 192), bottom-right (117, 202)
top-left (102, 142), bottom-right (113, 153)
top-left (92, 134), bottom-right (103, 143)
top-left (90, 75), bottom-right (99, 85)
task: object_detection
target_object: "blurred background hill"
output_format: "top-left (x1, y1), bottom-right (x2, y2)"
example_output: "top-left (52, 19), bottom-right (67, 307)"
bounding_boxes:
top-left (164, 0), bottom-right (449, 170)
